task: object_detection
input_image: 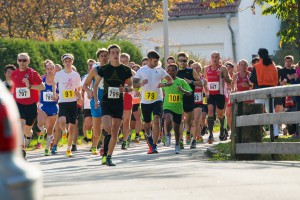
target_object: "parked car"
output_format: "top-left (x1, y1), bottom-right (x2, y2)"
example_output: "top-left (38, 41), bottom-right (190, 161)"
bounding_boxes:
top-left (0, 80), bottom-right (43, 200)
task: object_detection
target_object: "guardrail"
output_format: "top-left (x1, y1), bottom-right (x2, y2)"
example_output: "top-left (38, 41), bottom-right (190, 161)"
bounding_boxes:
top-left (230, 85), bottom-right (300, 158)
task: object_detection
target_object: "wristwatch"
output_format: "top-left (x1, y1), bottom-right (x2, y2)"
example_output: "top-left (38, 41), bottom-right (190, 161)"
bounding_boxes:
top-left (28, 85), bottom-right (32, 89)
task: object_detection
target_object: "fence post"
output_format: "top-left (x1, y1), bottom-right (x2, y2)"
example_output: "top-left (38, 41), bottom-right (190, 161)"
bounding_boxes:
top-left (269, 96), bottom-right (274, 142)
top-left (231, 102), bottom-right (238, 159)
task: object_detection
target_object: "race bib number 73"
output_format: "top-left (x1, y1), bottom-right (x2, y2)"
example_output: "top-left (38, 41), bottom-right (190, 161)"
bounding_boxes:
top-left (16, 87), bottom-right (30, 99)
top-left (145, 91), bottom-right (157, 101)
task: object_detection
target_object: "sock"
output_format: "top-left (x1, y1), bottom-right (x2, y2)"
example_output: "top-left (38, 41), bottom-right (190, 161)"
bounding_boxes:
top-left (46, 135), bottom-right (53, 148)
top-left (224, 116), bottom-right (228, 130)
top-left (38, 125), bottom-right (45, 134)
top-left (219, 116), bottom-right (226, 131)
top-left (208, 116), bottom-right (215, 135)
top-left (104, 135), bottom-right (111, 156)
top-left (25, 136), bottom-right (31, 147)
top-left (107, 155), bottom-right (112, 159)
top-left (67, 146), bottom-right (71, 151)
top-left (186, 131), bottom-right (190, 135)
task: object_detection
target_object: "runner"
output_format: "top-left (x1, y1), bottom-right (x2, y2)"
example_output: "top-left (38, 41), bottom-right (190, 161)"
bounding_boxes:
top-left (53, 53), bottom-right (82, 157)
top-left (141, 58), bottom-right (148, 67)
top-left (204, 51), bottom-right (232, 144)
top-left (133, 50), bottom-right (174, 154)
top-left (190, 62), bottom-right (209, 147)
top-left (224, 62), bottom-right (235, 134)
top-left (176, 52), bottom-right (201, 148)
top-left (163, 64), bottom-right (192, 153)
top-left (4, 64), bottom-right (16, 91)
top-left (11, 53), bottom-right (45, 158)
top-left (83, 48), bottom-right (108, 155)
top-left (93, 44), bottom-right (132, 166)
top-left (37, 60), bottom-right (58, 156)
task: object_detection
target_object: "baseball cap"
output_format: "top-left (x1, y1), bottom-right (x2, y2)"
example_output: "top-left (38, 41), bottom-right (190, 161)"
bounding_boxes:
top-left (61, 53), bottom-right (74, 61)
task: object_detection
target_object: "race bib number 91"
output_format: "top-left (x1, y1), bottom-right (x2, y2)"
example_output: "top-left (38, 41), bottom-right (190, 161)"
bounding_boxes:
top-left (208, 82), bottom-right (220, 91)
top-left (145, 91), bottom-right (157, 101)
top-left (168, 94), bottom-right (180, 103)
top-left (62, 90), bottom-right (75, 99)
top-left (108, 87), bottom-right (120, 99)
top-left (16, 87), bottom-right (30, 99)
top-left (43, 92), bottom-right (54, 102)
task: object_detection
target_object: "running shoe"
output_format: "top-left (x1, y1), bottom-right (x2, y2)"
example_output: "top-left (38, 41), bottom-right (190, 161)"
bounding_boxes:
top-left (152, 145), bottom-right (158, 154)
top-left (162, 135), bottom-right (167, 146)
top-left (134, 135), bottom-right (140, 143)
top-left (51, 145), bottom-right (57, 154)
top-left (106, 158), bottom-right (116, 166)
top-left (36, 143), bottom-right (42, 149)
top-left (147, 146), bottom-right (153, 154)
top-left (66, 150), bottom-right (73, 157)
top-left (71, 144), bottom-right (77, 151)
top-left (24, 137), bottom-right (31, 148)
top-left (175, 145), bottom-right (180, 154)
top-left (186, 134), bottom-right (191, 145)
top-left (82, 137), bottom-right (89, 144)
top-left (201, 126), bottom-right (208, 136)
top-left (62, 131), bottom-right (67, 140)
top-left (37, 134), bottom-right (44, 144)
top-left (91, 146), bottom-right (97, 155)
top-left (22, 149), bottom-right (26, 160)
top-left (207, 135), bottom-right (214, 144)
top-left (44, 148), bottom-right (51, 156)
top-left (125, 140), bottom-right (130, 148)
top-left (165, 136), bottom-right (171, 147)
top-left (121, 141), bottom-right (127, 150)
top-left (101, 156), bottom-right (107, 165)
top-left (196, 136), bottom-right (203, 143)
top-left (146, 135), bottom-right (153, 147)
top-left (190, 140), bottom-right (196, 149)
top-left (179, 139), bottom-right (184, 149)
top-left (219, 129), bottom-right (227, 141)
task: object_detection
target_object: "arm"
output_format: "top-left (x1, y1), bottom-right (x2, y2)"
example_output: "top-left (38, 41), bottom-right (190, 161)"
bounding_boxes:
top-left (232, 73), bottom-right (237, 92)
top-left (221, 66), bottom-right (232, 84)
top-left (52, 82), bottom-right (58, 100)
top-left (158, 75), bottom-right (173, 88)
top-left (178, 86), bottom-right (192, 96)
top-left (93, 75), bottom-right (102, 109)
top-left (83, 68), bottom-right (97, 99)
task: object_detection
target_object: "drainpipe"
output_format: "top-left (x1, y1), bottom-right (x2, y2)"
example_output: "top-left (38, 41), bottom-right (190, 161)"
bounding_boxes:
top-left (226, 14), bottom-right (236, 62)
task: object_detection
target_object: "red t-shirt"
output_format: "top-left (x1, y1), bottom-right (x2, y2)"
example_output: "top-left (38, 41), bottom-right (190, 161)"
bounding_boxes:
top-left (11, 67), bottom-right (42, 105)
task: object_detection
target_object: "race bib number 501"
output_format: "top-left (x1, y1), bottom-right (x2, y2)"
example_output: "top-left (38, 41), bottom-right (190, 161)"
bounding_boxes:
top-left (108, 87), bottom-right (120, 99)
top-left (16, 87), bottom-right (30, 99)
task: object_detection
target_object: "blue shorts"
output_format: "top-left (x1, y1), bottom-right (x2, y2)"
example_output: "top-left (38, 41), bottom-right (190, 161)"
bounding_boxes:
top-left (90, 89), bottom-right (103, 118)
top-left (41, 104), bottom-right (58, 116)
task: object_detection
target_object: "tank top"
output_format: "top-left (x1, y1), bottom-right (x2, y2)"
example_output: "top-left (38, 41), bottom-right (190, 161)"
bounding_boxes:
top-left (40, 77), bottom-right (57, 107)
top-left (206, 65), bottom-right (223, 95)
top-left (236, 72), bottom-right (251, 92)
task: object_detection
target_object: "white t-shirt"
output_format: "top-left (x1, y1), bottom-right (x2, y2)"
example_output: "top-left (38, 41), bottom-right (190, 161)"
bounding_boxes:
top-left (93, 64), bottom-right (104, 90)
top-left (81, 75), bottom-right (91, 109)
top-left (54, 70), bottom-right (81, 103)
top-left (134, 65), bottom-right (168, 104)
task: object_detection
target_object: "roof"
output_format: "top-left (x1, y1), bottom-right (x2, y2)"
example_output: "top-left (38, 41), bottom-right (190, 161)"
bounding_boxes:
top-left (169, 0), bottom-right (241, 18)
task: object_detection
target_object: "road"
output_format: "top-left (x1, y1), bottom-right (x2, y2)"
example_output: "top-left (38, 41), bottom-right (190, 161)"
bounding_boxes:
top-left (27, 138), bottom-right (300, 200)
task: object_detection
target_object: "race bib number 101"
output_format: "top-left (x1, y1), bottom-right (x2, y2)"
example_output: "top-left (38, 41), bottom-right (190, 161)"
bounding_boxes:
top-left (16, 87), bottom-right (30, 99)
top-left (168, 94), bottom-right (180, 103)
top-left (108, 87), bottom-right (120, 99)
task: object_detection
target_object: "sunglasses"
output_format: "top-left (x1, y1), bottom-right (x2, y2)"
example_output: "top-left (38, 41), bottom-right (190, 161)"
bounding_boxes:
top-left (18, 59), bottom-right (28, 62)
top-left (179, 60), bottom-right (188, 63)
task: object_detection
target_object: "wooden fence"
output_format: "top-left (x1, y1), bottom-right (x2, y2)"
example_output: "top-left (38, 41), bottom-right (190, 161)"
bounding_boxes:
top-left (230, 85), bottom-right (300, 158)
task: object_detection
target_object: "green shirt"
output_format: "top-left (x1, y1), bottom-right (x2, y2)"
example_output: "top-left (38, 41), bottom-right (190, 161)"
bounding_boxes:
top-left (163, 77), bottom-right (192, 114)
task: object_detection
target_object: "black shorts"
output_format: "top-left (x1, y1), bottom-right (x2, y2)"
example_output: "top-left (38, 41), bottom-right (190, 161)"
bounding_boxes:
top-left (132, 104), bottom-right (139, 112)
top-left (83, 109), bottom-right (92, 118)
top-left (194, 104), bottom-right (203, 109)
top-left (207, 94), bottom-right (225, 110)
top-left (164, 109), bottom-right (182, 124)
top-left (141, 101), bottom-right (162, 123)
top-left (101, 101), bottom-right (123, 119)
top-left (17, 103), bottom-right (37, 126)
top-left (183, 101), bottom-right (195, 113)
top-left (274, 97), bottom-right (285, 107)
top-left (59, 101), bottom-right (77, 124)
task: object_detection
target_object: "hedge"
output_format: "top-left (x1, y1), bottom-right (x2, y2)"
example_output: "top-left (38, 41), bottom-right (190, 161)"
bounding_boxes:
top-left (0, 39), bottom-right (143, 80)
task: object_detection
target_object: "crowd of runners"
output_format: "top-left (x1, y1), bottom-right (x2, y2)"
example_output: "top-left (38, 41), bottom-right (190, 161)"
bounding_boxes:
top-left (3, 45), bottom-right (299, 166)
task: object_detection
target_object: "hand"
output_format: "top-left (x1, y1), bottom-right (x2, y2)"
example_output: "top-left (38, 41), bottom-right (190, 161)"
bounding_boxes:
top-left (294, 73), bottom-right (298, 79)
top-left (287, 74), bottom-right (293, 80)
top-left (87, 90), bottom-right (93, 100)
top-left (53, 93), bottom-right (59, 101)
top-left (134, 91), bottom-right (140, 97)
top-left (280, 79), bottom-right (287, 85)
top-left (22, 78), bottom-right (30, 87)
top-left (119, 84), bottom-right (125, 93)
top-left (94, 100), bottom-right (99, 109)
top-left (157, 83), bottom-right (165, 88)
top-left (177, 86), bottom-right (184, 92)
top-left (241, 82), bottom-right (249, 87)
top-left (184, 78), bottom-right (192, 84)
top-left (141, 79), bottom-right (148, 86)
top-left (77, 98), bottom-right (84, 106)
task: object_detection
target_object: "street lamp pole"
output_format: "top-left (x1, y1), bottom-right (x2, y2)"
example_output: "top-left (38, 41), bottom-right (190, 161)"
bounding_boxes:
top-left (163, 0), bottom-right (169, 67)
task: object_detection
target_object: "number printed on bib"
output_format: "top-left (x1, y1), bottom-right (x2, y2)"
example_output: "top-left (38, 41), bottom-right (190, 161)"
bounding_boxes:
top-left (62, 90), bottom-right (75, 99)
top-left (16, 87), bottom-right (30, 99)
top-left (145, 91), bottom-right (157, 101)
top-left (208, 82), bottom-right (220, 91)
top-left (168, 94), bottom-right (180, 103)
top-left (108, 87), bottom-right (120, 99)
top-left (194, 92), bottom-right (203, 103)
top-left (43, 91), bottom-right (54, 102)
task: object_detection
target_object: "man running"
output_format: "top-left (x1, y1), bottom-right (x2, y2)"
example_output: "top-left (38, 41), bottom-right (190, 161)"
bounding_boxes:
top-left (163, 64), bottom-right (192, 153)
top-left (93, 44), bottom-right (133, 166)
top-left (133, 51), bottom-right (173, 154)
top-left (204, 52), bottom-right (232, 144)
top-left (11, 53), bottom-right (45, 158)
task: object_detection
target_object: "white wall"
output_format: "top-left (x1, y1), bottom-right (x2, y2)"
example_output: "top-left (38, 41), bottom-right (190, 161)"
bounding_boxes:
top-left (235, 0), bottom-right (280, 63)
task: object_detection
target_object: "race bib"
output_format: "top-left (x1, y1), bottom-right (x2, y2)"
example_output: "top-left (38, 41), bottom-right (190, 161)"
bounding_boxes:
top-left (194, 92), bottom-right (203, 103)
top-left (203, 97), bottom-right (207, 105)
top-left (62, 90), bottom-right (75, 99)
top-left (108, 87), bottom-right (120, 99)
top-left (43, 91), bottom-right (54, 102)
top-left (145, 91), bottom-right (157, 101)
top-left (208, 82), bottom-right (220, 91)
top-left (168, 94), bottom-right (180, 103)
top-left (16, 87), bottom-right (30, 99)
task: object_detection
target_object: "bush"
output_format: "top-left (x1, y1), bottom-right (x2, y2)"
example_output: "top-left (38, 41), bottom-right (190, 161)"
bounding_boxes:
top-left (0, 39), bottom-right (143, 80)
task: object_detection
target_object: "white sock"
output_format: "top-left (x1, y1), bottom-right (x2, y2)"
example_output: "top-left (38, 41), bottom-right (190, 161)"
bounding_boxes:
top-left (46, 135), bottom-right (53, 149)
top-left (67, 146), bottom-right (71, 151)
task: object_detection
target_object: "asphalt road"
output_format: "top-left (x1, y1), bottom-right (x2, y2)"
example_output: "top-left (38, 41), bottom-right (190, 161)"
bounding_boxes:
top-left (27, 138), bottom-right (300, 200)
